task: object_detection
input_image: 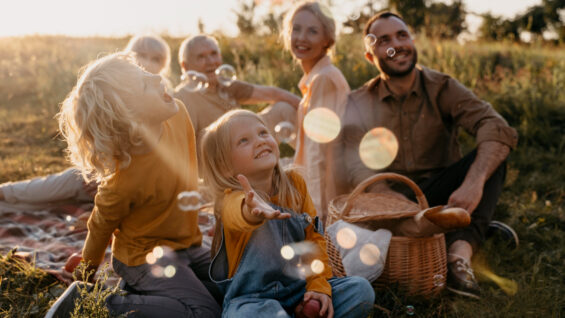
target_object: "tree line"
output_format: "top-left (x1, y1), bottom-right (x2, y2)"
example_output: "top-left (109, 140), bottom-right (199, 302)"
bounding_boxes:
top-left (226, 0), bottom-right (565, 43)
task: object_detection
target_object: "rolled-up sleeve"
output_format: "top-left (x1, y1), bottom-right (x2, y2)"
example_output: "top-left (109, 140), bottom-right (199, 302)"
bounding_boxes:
top-left (439, 78), bottom-right (518, 149)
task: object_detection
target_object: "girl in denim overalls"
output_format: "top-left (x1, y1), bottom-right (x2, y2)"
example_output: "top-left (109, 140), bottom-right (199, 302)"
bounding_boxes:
top-left (200, 109), bottom-right (375, 317)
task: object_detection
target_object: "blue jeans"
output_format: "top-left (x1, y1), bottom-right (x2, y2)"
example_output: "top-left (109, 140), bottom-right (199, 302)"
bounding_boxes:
top-left (106, 245), bottom-right (221, 318)
top-left (210, 205), bottom-right (374, 317)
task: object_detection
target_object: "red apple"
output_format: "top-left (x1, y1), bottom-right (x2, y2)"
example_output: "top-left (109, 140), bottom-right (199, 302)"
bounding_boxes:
top-left (64, 252), bottom-right (83, 273)
top-left (296, 299), bottom-right (327, 318)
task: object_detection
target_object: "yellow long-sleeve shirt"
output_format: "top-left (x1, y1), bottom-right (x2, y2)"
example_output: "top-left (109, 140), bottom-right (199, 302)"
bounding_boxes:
top-left (82, 100), bottom-right (201, 267)
top-left (221, 170), bottom-right (333, 297)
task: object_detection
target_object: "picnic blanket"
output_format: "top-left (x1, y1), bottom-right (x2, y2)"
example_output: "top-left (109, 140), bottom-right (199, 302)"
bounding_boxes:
top-left (0, 201), bottom-right (215, 286)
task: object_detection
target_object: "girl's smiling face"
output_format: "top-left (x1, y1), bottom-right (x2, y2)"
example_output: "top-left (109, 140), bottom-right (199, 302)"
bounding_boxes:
top-left (290, 9), bottom-right (329, 69)
top-left (229, 116), bottom-right (279, 180)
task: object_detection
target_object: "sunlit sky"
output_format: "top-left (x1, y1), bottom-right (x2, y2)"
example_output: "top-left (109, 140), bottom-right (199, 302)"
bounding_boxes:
top-left (0, 0), bottom-right (542, 38)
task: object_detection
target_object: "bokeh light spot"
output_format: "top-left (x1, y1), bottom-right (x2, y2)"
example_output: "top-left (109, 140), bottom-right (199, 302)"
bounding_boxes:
top-left (303, 108), bottom-right (341, 143)
top-left (164, 265), bottom-right (176, 278)
top-left (336, 227), bottom-right (357, 249)
top-left (153, 246), bottom-right (164, 259)
top-left (359, 243), bottom-right (381, 266)
top-left (146, 252), bottom-right (157, 265)
top-left (311, 259), bottom-right (324, 274)
top-left (359, 127), bottom-right (398, 170)
top-left (281, 245), bottom-right (295, 260)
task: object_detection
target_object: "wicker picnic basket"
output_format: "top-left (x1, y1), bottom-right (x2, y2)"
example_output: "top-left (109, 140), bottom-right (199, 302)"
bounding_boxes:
top-left (325, 173), bottom-right (447, 297)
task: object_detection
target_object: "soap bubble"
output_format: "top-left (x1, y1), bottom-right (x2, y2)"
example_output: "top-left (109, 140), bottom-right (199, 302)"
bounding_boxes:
top-left (406, 305), bottom-right (415, 315)
top-left (349, 12), bottom-right (360, 20)
top-left (364, 34), bottom-right (377, 49)
top-left (177, 191), bottom-right (202, 211)
top-left (336, 227), bottom-right (357, 249)
top-left (215, 64), bottom-right (237, 87)
top-left (180, 71), bottom-right (208, 92)
top-left (303, 107), bottom-right (341, 143)
top-left (274, 121), bottom-right (296, 144)
top-left (433, 274), bottom-right (445, 287)
top-left (359, 127), bottom-right (398, 170)
top-left (386, 47), bottom-right (396, 58)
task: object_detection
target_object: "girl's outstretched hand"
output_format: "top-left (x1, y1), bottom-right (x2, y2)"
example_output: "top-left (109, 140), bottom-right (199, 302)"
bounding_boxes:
top-left (237, 174), bottom-right (291, 223)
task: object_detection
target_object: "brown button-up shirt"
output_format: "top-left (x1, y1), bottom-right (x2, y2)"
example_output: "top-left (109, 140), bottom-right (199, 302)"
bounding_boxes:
top-left (341, 65), bottom-right (518, 187)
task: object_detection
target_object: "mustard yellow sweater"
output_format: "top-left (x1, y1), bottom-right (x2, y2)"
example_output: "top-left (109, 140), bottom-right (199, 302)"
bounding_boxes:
top-left (82, 100), bottom-right (201, 267)
top-left (221, 171), bottom-right (333, 297)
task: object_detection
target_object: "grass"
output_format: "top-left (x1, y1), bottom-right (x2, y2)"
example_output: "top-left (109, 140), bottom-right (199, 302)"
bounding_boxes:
top-left (0, 34), bottom-right (564, 317)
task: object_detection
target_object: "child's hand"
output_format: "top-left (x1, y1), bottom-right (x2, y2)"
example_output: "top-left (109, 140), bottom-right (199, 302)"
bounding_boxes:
top-left (303, 291), bottom-right (333, 318)
top-left (237, 174), bottom-right (291, 223)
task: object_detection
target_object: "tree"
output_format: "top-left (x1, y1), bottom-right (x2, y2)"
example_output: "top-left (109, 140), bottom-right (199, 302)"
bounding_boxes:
top-left (233, 0), bottom-right (257, 35)
top-left (388, 0), bottom-right (426, 32)
top-left (424, 0), bottom-right (466, 39)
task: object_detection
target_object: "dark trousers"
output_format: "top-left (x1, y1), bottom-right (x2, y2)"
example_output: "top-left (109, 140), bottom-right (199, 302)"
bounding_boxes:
top-left (411, 149), bottom-right (507, 252)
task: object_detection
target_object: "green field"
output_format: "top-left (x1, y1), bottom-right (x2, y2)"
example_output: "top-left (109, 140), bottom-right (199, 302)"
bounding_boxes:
top-left (0, 34), bottom-right (564, 317)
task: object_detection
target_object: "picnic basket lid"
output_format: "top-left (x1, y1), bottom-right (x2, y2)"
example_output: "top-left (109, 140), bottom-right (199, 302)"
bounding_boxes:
top-left (328, 173), bottom-right (429, 224)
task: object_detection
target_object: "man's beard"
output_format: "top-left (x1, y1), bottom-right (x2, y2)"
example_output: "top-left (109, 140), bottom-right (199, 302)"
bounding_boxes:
top-left (378, 48), bottom-right (418, 78)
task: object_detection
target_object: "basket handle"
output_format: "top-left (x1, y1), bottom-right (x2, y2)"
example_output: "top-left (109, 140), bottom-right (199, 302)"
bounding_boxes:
top-left (339, 172), bottom-right (429, 218)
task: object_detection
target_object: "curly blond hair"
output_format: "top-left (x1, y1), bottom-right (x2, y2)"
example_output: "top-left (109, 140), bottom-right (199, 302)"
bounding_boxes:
top-left (57, 53), bottom-right (146, 182)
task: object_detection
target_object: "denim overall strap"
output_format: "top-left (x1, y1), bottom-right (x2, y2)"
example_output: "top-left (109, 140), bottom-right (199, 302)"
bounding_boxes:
top-left (210, 204), bottom-right (321, 313)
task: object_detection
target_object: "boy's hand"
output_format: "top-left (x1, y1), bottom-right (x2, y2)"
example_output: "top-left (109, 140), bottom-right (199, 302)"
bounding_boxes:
top-left (303, 291), bottom-right (333, 318)
top-left (237, 174), bottom-right (291, 223)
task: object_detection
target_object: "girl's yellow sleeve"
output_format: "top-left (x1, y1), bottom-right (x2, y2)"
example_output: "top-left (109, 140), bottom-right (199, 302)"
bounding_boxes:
top-left (288, 171), bottom-right (333, 297)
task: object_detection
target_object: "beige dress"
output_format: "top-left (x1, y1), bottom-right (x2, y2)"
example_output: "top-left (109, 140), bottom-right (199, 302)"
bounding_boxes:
top-left (293, 55), bottom-right (350, 221)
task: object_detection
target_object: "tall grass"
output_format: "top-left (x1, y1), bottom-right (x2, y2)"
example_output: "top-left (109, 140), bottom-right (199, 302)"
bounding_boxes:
top-left (0, 34), bottom-right (563, 317)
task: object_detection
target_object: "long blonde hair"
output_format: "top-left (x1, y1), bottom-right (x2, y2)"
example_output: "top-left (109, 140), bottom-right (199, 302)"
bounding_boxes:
top-left (201, 109), bottom-right (302, 254)
top-left (282, 1), bottom-right (337, 58)
top-left (57, 53), bottom-right (146, 183)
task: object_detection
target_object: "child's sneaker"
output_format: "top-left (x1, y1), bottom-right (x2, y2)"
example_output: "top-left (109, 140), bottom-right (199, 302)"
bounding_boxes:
top-left (487, 220), bottom-right (519, 250)
top-left (45, 281), bottom-right (92, 318)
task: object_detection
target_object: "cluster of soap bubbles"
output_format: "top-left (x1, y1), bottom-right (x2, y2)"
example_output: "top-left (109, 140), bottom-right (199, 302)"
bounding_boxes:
top-left (65, 215), bottom-right (76, 231)
top-left (177, 191), bottom-right (203, 212)
top-left (180, 70), bottom-right (209, 92)
top-left (280, 241), bottom-right (324, 279)
top-left (180, 64), bottom-right (237, 92)
top-left (145, 246), bottom-right (177, 278)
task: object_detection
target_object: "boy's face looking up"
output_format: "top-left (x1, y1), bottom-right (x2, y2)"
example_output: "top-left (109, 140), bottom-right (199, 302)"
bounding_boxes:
top-left (125, 68), bottom-right (178, 125)
top-left (184, 39), bottom-right (222, 87)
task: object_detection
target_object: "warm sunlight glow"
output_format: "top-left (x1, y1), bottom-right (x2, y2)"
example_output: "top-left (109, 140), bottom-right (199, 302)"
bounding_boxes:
top-left (1, 1), bottom-right (539, 39)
